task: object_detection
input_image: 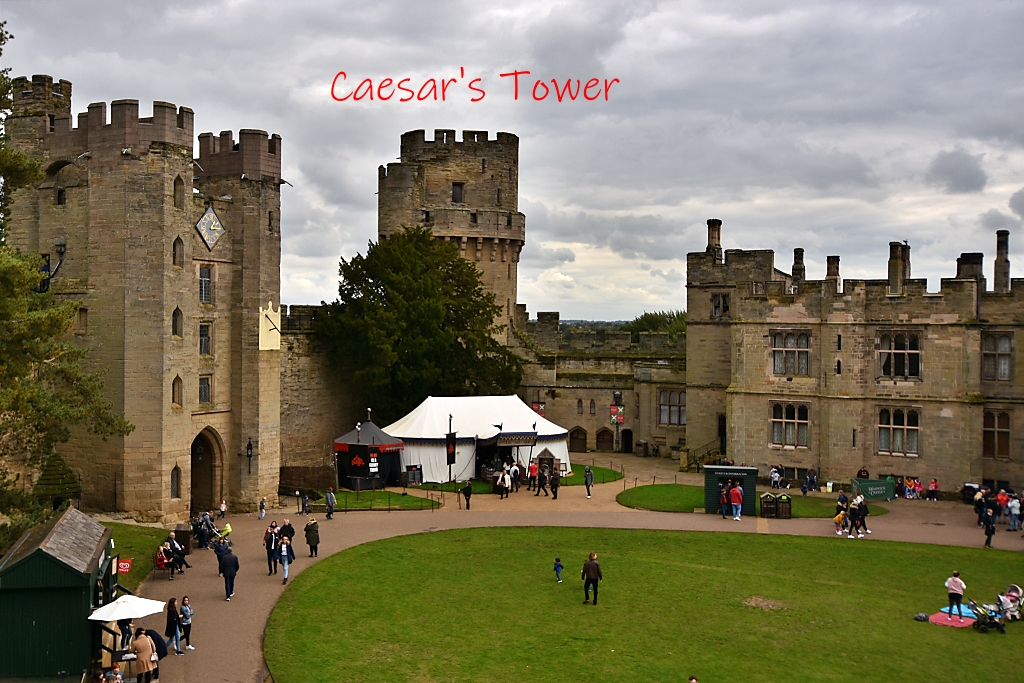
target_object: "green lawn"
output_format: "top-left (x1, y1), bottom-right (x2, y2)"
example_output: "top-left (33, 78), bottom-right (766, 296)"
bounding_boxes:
top-left (332, 489), bottom-right (441, 510)
top-left (266, 527), bottom-right (1021, 683)
top-left (414, 480), bottom-right (494, 494)
top-left (561, 465), bottom-right (622, 486)
top-left (104, 522), bottom-right (168, 592)
top-left (617, 484), bottom-right (888, 518)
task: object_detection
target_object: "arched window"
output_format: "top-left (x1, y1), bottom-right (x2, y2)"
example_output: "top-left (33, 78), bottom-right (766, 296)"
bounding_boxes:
top-left (577, 399), bottom-right (583, 414)
top-left (173, 176), bottom-right (185, 209)
top-left (172, 308), bottom-right (183, 337)
top-left (172, 375), bottom-right (183, 406)
top-left (589, 399), bottom-right (596, 415)
top-left (172, 237), bottom-right (184, 267)
top-left (170, 465), bottom-right (181, 499)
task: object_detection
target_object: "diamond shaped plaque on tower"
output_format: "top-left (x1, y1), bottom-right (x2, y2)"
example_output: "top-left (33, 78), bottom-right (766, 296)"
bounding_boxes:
top-left (195, 206), bottom-right (225, 251)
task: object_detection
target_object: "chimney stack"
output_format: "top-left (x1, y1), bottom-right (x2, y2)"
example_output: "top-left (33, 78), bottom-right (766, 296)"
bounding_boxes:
top-left (887, 242), bottom-right (904, 294)
top-left (826, 255), bottom-right (840, 281)
top-left (792, 248), bottom-right (805, 281)
top-left (995, 230), bottom-right (1010, 293)
top-left (706, 218), bottom-right (723, 265)
top-left (955, 252), bottom-right (986, 287)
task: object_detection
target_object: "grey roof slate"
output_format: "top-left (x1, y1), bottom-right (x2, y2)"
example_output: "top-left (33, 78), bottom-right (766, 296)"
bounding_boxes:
top-left (0, 507), bottom-right (107, 575)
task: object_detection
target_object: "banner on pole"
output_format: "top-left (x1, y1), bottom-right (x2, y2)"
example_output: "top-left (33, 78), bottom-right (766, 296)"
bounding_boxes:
top-left (117, 558), bottom-right (133, 574)
top-left (446, 432), bottom-right (457, 465)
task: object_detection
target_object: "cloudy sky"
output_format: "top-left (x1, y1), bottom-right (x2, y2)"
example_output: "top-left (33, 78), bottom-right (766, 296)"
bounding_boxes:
top-left (4, 0), bottom-right (1024, 320)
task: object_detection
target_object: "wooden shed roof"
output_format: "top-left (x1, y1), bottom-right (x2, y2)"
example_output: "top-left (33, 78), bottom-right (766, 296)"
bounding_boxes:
top-left (0, 507), bottom-right (108, 576)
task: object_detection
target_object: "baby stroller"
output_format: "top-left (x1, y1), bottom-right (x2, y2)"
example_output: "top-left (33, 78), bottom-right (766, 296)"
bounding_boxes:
top-left (968, 599), bottom-right (1006, 633)
top-left (996, 585), bottom-right (1022, 622)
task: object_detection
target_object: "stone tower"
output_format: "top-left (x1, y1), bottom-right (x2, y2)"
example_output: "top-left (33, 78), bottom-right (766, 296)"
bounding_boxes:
top-left (6, 75), bottom-right (282, 522)
top-left (377, 129), bottom-right (525, 340)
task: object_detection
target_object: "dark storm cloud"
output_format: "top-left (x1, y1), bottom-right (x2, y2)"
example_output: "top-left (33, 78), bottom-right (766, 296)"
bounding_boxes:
top-left (925, 149), bottom-right (988, 194)
top-left (1010, 188), bottom-right (1024, 221)
top-left (979, 209), bottom-right (1021, 231)
top-left (3, 0), bottom-right (1024, 317)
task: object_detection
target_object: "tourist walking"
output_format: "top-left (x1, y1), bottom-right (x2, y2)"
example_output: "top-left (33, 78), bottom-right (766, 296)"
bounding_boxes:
top-left (945, 571), bottom-right (966, 622)
top-left (729, 480), bottom-right (744, 520)
top-left (302, 494), bottom-right (310, 516)
top-left (510, 462), bottom-right (521, 492)
top-left (500, 470), bottom-right (512, 499)
top-left (304, 516), bottom-right (320, 557)
top-left (807, 466), bottom-right (818, 491)
top-left (528, 460), bottom-right (538, 490)
top-left (325, 488), bottom-right (336, 519)
top-left (164, 597), bottom-right (183, 655)
top-left (180, 596), bottom-right (195, 650)
top-left (535, 468), bottom-right (549, 497)
top-left (770, 467), bottom-right (781, 490)
top-left (856, 498), bottom-right (872, 536)
top-left (983, 508), bottom-right (997, 548)
top-left (280, 519), bottom-right (296, 544)
top-left (1009, 494), bottom-right (1020, 532)
top-left (213, 537), bottom-right (230, 575)
top-left (264, 522), bottom-right (281, 575)
top-left (258, 497), bottom-right (267, 519)
top-left (279, 536), bottom-right (296, 584)
top-left (554, 557), bottom-right (563, 583)
top-left (584, 466), bottom-right (595, 498)
top-left (551, 470), bottom-right (561, 499)
top-left (129, 628), bottom-right (158, 683)
top-left (582, 552), bottom-right (602, 605)
top-left (461, 482), bottom-right (473, 510)
top-left (719, 483), bottom-right (730, 519)
top-left (222, 546), bottom-right (239, 600)
top-left (218, 499), bottom-right (227, 519)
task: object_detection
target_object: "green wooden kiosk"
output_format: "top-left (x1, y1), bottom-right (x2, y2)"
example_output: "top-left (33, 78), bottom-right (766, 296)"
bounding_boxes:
top-left (0, 507), bottom-right (115, 679)
top-left (704, 465), bottom-right (758, 516)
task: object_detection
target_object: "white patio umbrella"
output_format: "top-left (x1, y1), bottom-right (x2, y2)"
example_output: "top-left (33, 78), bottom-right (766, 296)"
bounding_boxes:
top-left (88, 595), bottom-right (166, 622)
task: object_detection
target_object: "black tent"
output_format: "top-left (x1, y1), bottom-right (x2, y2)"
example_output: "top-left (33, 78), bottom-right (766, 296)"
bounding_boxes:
top-left (334, 421), bottom-right (404, 490)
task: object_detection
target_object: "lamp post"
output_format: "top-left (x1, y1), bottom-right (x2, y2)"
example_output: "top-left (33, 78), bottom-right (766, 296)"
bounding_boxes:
top-left (239, 437), bottom-right (257, 474)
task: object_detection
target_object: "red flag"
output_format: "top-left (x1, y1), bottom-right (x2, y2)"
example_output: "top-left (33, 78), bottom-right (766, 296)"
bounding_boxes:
top-left (118, 558), bottom-right (133, 574)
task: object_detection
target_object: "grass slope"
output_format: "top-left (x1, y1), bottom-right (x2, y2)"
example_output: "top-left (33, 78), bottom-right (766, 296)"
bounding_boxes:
top-left (561, 465), bottom-right (622, 486)
top-left (617, 484), bottom-right (888, 518)
top-left (104, 522), bottom-right (168, 592)
top-left (332, 490), bottom-right (441, 510)
top-left (265, 527), bottom-right (1016, 683)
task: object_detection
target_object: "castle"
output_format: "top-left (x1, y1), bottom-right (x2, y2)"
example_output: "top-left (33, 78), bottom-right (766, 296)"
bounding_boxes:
top-left (686, 219), bottom-right (1023, 491)
top-left (5, 76), bottom-right (1021, 521)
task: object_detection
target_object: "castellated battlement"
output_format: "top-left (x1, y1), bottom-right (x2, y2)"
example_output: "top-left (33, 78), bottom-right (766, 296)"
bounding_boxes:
top-left (197, 129), bottom-right (282, 181)
top-left (400, 129), bottom-right (519, 161)
top-left (11, 75), bottom-right (193, 156)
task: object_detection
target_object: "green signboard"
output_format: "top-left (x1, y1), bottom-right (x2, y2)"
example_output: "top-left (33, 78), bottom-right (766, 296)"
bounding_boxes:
top-left (851, 478), bottom-right (894, 501)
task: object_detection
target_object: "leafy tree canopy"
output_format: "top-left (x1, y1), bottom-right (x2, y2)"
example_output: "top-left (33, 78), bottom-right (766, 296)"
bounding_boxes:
top-left (619, 310), bottom-right (687, 342)
top-left (0, 247), bottom-right (134, 463)
top-left (317, 227), bottom-right (523, 424)
top-left (0, 21), bottom-right (43, 241)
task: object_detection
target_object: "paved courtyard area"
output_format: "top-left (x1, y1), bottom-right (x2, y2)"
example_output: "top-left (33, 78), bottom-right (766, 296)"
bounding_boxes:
top-left (116, 456), bottom-right (1009, 682)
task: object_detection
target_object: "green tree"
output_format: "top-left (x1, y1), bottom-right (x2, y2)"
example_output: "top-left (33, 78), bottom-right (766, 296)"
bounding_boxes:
top-left (0, 247), bottom-right (134, 464)
top-left (619, 310), bottom-right (687, 343)
top-left (317, 227), bottom-right (523, 423)
top-left (0, 21), bottom-right (43, 242)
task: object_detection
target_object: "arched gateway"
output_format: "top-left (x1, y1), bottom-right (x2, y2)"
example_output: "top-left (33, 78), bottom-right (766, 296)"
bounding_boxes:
top-left (190, 428), bottom-right (222, 513)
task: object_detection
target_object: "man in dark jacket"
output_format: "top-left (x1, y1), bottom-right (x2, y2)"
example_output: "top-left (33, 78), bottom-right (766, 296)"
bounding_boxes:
top-left (214, 537), bottom-right (230, 575)
top-left (461, 482), bottom-right (473, 510)
top-left (550, 470), bottom-right (561, 500)
top-left (165, 532), bottom-right (191, 570)
top-left (535, 469), bottom-right (549, 497)
top-left (983, 508), bottom-right (997, 548)
top-left (280, 519), bottom-right (296, 544)
top-left (264, 522), bottom-right (280, 575)
top-left (582, 552), bottom-right (602, 605)
top-left (222, 548), bottom-right (239, 600)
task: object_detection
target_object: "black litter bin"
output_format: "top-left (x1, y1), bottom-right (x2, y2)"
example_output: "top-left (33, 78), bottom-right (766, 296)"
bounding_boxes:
top-left (175, 523), bottom-right (192, 555)
top-left (760, 492), bottom-right (777, 518)
top-left (776, 494), bottom-right (792, 519)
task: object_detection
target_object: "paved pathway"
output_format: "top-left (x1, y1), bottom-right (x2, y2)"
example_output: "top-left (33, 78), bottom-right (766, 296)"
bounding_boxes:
top-left (123, 462), bottom-right (1011, 683)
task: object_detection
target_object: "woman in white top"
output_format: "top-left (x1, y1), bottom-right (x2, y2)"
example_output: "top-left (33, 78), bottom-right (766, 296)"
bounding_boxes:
top-left (945, 571), bottom-right (967, 621)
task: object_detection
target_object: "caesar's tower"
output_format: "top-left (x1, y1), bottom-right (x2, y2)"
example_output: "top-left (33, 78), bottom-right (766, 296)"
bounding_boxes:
top-left (5, 75), bottom-right (282, 522)
top-left (377, 129), bottom-right (525, 341)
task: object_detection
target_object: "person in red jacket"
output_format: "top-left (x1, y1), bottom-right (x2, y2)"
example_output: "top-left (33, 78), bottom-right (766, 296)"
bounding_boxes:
top-left (729, 482), bottom-right (744, 520)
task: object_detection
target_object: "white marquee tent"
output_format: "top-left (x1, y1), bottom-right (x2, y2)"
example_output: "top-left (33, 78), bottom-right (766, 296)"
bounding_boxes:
top-left (383, 395), bottom-right (571, 483)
